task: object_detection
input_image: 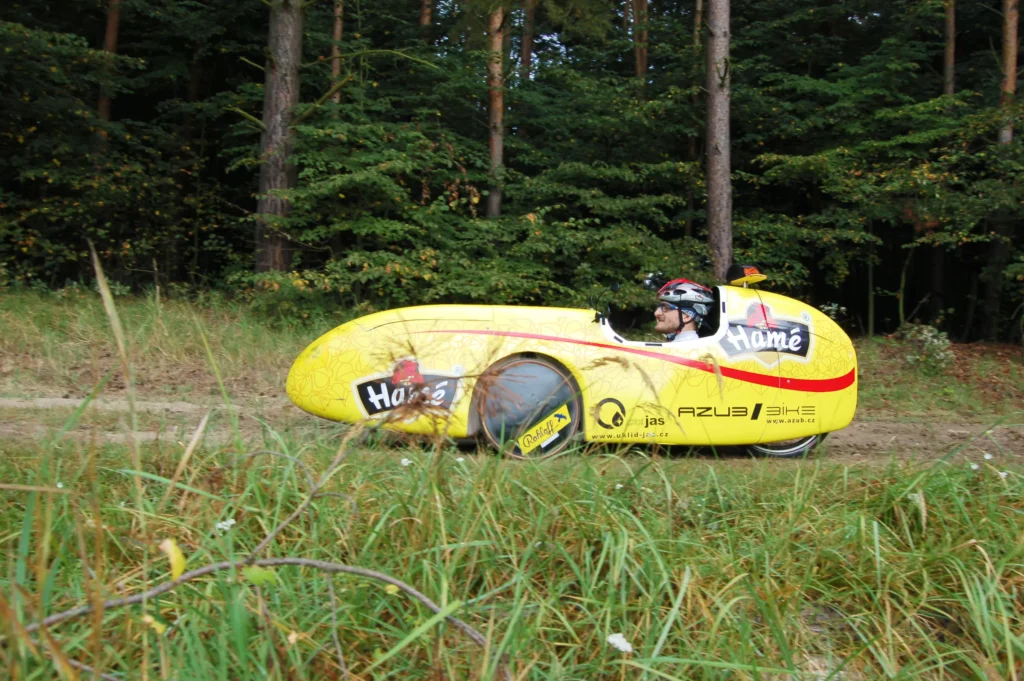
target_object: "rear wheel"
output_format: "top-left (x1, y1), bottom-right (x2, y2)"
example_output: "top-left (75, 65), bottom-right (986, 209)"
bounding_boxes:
top-left (745, 434), bottom-right (826, 459)
top-left (477, 357), bottom-right (581, 460)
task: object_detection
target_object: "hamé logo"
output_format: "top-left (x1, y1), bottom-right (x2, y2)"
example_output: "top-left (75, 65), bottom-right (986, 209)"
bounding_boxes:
top-left (720, 303), bottom-right (811, 366)
top-left (355, 359), bottom-right (458, 416)
top-left (391, 359), bottom-right (425, 386)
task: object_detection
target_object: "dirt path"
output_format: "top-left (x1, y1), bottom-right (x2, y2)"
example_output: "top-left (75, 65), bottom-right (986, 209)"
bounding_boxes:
top-left (823, 417), bottom-right (1022, 462)
top-left (0, 397), bottom-right (286, 414)
top-left (0, 397), bottom-right (1020, 460)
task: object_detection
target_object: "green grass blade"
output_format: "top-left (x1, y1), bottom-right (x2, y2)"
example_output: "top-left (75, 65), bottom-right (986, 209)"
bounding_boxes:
top-left (360, 599), bottom-right (463, 674)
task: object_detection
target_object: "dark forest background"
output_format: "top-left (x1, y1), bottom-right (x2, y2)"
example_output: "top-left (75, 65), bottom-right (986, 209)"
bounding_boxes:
top-left (2, 0), bottom-right (1023, 341)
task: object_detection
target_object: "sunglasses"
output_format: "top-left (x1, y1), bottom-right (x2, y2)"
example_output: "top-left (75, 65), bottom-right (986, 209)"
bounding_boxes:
top-left (655, 302), bottom-right (680, 313)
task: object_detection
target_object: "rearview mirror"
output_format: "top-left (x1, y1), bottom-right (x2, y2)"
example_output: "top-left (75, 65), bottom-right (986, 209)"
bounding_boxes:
top-left (726, 264), bottom-right (768, 287)
top-left (642, 272), bottom-right (667, 291)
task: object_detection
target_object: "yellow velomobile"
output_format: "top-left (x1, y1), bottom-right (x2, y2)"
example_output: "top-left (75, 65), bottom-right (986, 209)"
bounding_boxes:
top-left (286, 268), bottom-right (857, 459)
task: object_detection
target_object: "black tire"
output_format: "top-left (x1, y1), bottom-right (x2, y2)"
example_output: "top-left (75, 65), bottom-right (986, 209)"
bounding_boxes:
top-left (477, 357), bottom-right (582, 460)
top-left (745, 434), bottom-right (827, 459)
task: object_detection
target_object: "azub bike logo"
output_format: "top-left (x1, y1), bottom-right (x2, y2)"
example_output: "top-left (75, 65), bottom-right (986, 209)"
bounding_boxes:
top-left (720, 303), bottom-right (811, 364)
top-left (595, 398), bottom-right (626, 429)
top-left (355, 359), bottom-right (458, 416)
top-left (677, 404), bottom-right (815, 420)
top-left (678, 405), bottom-right (757, 418)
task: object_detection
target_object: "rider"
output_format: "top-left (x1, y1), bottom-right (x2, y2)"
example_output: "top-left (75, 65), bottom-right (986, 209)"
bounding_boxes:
top-left (654, 279), bottom-right (715, 342)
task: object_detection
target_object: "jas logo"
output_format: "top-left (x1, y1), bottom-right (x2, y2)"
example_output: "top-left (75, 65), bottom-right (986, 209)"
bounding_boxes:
top-left (720, 303), bottom-right (811, 366)
top-left (595, 398), bottom-right (626, 429)
top-left (354, 359), bottom-right (458, 417)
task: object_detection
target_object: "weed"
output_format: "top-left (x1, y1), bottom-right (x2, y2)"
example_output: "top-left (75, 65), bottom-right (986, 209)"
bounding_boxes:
top-left (0, 286), bottom-right (1021, 680)
top-left (854, 337), bottom-right (1023, 417)
top-left (898, 323), bottom-right (956, 375)
top-left (0, 290), bottom-right (305, 400)
top-left (1, 439), bottom-right (1021, 679)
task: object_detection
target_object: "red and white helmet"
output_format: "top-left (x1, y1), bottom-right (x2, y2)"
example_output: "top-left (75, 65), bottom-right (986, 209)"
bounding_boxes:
top-left (657, 279), bottom-right (714, 322)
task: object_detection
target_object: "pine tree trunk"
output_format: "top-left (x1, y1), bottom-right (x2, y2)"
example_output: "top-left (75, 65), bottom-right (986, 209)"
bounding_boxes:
top-left (932, 0), bottom-right (955, 324)
top-left (944, 0), bottom-right (955, 97)
top-left (632, 0), bottom-right (649, 78)
top-left (982, 0), bottom-right (1019, 338)
top-left (867, 221), bottom-right (875, 337)
top-left (693, 0), bottom-right (704, 57)
top-left (329, 0), bottom-right (345, 263)
top-left (522, 0), bottom-right (535, 79)
top-left (685, 0), bottom-right (704, 238)
top-left (419, 0), bottom-right (432, 42)
top-left (705, 0), bottom-right (732, 280)
top-left (486, 7), bottom-right (505, 219)
top-left (503, 13), bottom-right (512, 72)
top-left (96, 0), bottom-right (121, 125)
top-left (256, 0), bottom-right (304, 273)
top-left (999, 0), bottom-right (1018, 144)
top-left (331, 0), bottom-right (344, 105)
top-left (182, 56), bottom-right (204, 143)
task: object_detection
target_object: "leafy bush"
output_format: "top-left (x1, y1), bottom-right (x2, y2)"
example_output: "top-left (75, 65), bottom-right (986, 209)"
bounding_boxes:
top-left (897, 323), bottom-right (955, 374)
top-left (819, 302), bottom-right (848, 320)
top-left (223, 269), bottom-right (358, 328)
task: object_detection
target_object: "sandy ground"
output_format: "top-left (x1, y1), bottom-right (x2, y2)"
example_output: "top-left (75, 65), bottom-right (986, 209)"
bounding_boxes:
top-left (0, 396), bottom-right (1019, 462)
top-left (823, 417), bottom-right (1022, 463)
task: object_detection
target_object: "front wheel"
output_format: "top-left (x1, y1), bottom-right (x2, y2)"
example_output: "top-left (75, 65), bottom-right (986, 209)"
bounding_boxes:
top-left (745, 434), bottom-right (827, 459)
top-left (477, 357), bottom-right (581, 460)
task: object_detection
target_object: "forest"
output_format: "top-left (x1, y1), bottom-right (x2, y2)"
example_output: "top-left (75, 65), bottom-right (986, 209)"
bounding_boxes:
top-left (2, 0), bottom-right (1024, 341)
top-left (2, 4), bottom-right (1024, 679)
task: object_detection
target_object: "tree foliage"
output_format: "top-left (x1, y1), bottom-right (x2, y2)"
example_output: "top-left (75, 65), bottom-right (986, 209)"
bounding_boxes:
top-left (1, 0), bottom-right (1022, 339)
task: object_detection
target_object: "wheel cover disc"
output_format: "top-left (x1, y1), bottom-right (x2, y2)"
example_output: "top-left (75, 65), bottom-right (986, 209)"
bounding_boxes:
top-left (479, 359), bottom-right (580, 458)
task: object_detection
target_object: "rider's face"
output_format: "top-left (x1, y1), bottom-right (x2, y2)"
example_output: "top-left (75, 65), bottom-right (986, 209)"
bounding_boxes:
top-left (654, 303), bottom-right (681, 334)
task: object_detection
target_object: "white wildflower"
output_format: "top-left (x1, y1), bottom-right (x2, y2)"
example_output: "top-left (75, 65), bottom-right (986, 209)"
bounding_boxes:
top-left (969, 463), bottom-right (980, 471)
top-left (455, 457), bottom-right (465, 463)
top-left (615, 484), bottom-right (624, 490)
top-left (401, 458), bottom-right (412, 467)
top-left (906, 493), bottom-right (921, 503)
top-left (983, 453), bottom-right (993, 460)
top-left (999, 471), bottom-right (1009, 479)
top-left (606, 632), bottom-right (633, 653)
top-left (819, 302), bottom-right (846, 320)
top-left (56, 482), bottom-right (64, 489)
top-left (215, 518), bottom-right (236, 534)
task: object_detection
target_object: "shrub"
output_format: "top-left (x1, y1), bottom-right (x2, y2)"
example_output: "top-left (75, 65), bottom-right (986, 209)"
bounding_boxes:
top-left (897, 323), bottom-right (955, 374)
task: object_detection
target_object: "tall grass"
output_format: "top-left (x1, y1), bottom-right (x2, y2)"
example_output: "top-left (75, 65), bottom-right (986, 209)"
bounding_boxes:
top-left (3, 289), bottom-right (1023, 417)
top-left (1, 286), bottom-right (1022, 680)
top-left (0, 290), bottom-right (303, 400)
top-left (855, 339), bottom-right (1024, 418)
top-left (1, 435), bottom-right (1021, 680)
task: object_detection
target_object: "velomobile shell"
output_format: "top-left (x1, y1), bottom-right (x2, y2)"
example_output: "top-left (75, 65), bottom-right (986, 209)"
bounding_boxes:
top-left (285, 287), bottom-right (858, 446)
